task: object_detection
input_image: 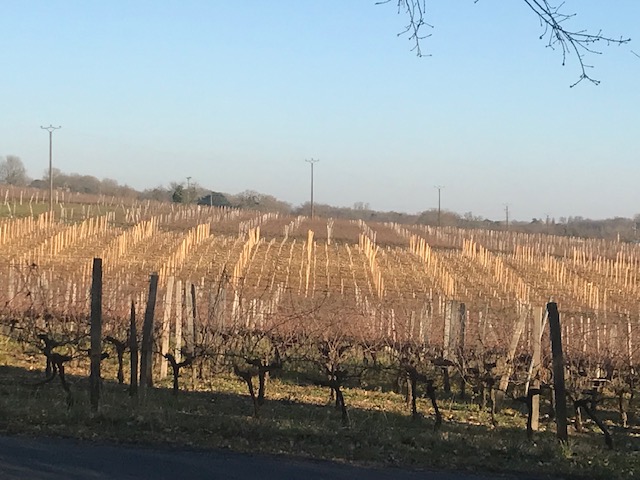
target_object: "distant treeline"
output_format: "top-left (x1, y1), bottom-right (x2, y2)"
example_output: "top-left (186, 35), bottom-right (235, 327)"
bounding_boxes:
top-left (1, 154), bottom-right (638, 241)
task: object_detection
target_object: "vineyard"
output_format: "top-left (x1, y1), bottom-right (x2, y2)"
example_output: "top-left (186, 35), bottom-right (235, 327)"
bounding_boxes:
top-left (2, 201), bottom-right (638, 354)
top-left (1, 193), bottom-right (639, 476)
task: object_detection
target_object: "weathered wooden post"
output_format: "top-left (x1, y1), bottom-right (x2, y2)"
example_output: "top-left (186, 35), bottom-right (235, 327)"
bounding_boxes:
top-left (129, 300), bottom-right (138, 398)
top-left (189, 282), bottom-right (198, 387)
top-left (496, 305), bottom-right (528, 411)
top-left (457, 303), bottom-right (467, 399)
top-left (499, 305), bottom-right (528, 392)
top-left (442, 300), bottom-right (454, 394)
top-left (548, 302), bottom-right (568, 442)
top-left (191, 283), bottom-right (198, 346)
top-left (89, 258), bottom-right (102, 413)
top-left (529, 305), bottom-right (544, 433)
top-left (140, 273), bottom-right (159, 395)
top-left (175, 279), bottom-right (183, 362)
top-left (185, 281), bottom-right (195, 354)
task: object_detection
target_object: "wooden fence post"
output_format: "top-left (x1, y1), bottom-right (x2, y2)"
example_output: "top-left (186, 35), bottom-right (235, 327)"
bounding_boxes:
top-left (189, 282), bottom-right (198, 387)
top-left (441, 300), bottom-right (455, 394)
top-left (529, 305), bottom-right (544, 432)
top-left (175, 279), bottom-right (183, 362)
top-left (458, 302), bottom-right (467, 399)
top-left (140, 273), bottom-right (159, 395)
top-left (89, 258), bottom-right (102, 413)
top-left (185, 281), bottom-right (195, 354)
top-left (191, 283), bottom-right (198, 347)
top-left (548, 302), bottom-right (568, 442)
top-left (129, 300), bottom-right (138, 398)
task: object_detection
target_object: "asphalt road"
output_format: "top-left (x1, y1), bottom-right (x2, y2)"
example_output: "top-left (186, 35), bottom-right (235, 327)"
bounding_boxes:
top-left (0, 435), bottom-right (549, 480)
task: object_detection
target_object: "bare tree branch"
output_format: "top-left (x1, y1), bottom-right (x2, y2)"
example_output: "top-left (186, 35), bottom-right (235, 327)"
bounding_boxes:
top-left (380, 0), bottom-right (631, 86)
top-left (522, 0), bottom-right (630, 87)
top-left (377, 0), bottom-right (433, 57)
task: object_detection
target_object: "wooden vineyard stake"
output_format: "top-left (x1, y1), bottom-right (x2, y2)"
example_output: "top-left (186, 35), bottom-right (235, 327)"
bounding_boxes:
top-left (499, 306), bottom-right (528, 392)
top-left (191, 283), bottom-right (198, 346)
top-left (190, 282), bottom-right (198, 387)
top-left (627, 313), bottom-right (633, 367)
top-left (458, 302), bottom-right (467, 399)
top-left (327, 218), bottom-right (334, 245)
top-left (175, 279), bottom-right (183, 362)
top-left (527, 305), bottom-right (544, 436)
top-left (129, 300), bottom-right (138, 398)
top-left (140, 273), bottom-right (159, 394)
top-left (441, 300), bottom-right (454, 394)
top-left (305, 230), bottom-right (313, 297)
top-left (185, 282), bottom-right (195, 354)
top-left (548, 302), bottom-right (568, 442)
top-left (89, 258), bottom-right (103, 413)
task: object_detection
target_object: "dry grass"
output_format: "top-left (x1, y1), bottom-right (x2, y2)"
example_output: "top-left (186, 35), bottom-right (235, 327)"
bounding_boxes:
top-left (0, 344), bottom-right (638, 479)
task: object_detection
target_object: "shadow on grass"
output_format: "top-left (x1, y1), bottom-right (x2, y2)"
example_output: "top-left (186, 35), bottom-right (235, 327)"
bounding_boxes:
top-left (0, 364), bottom-right (638, 480)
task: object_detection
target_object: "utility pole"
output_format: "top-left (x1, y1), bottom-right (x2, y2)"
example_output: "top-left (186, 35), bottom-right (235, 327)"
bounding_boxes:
top-left (186, 176), bottom-right (192, 203)
top-left (545, 213), bottom-right (551, 235)
top-left (40, 125), bottom-right (61, 215)
top-left (504, 204), bottom-right (510, 231)
top-left (434, 185), bottom-right (444, 227)
top-left (305, 158), bottom-right (319, 218)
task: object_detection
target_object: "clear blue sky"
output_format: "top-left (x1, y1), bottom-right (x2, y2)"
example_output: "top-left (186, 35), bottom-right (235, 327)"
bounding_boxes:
top-left (1, 1), bottom-right (639, 221)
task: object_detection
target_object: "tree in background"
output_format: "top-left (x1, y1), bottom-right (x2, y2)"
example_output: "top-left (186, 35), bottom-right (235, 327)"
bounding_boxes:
top-left (231, 190), bottom-right (292, 213)
top-left (171, 184), bottom-right (185, 203)
top-left (140, 186), bottom-right (172, 203)
top-left (29, 168), bottom-right (137, 197)
top-left (0, 155), bottom-right (30, 186)
top-left (197, 192), bottom-right (232, 208)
